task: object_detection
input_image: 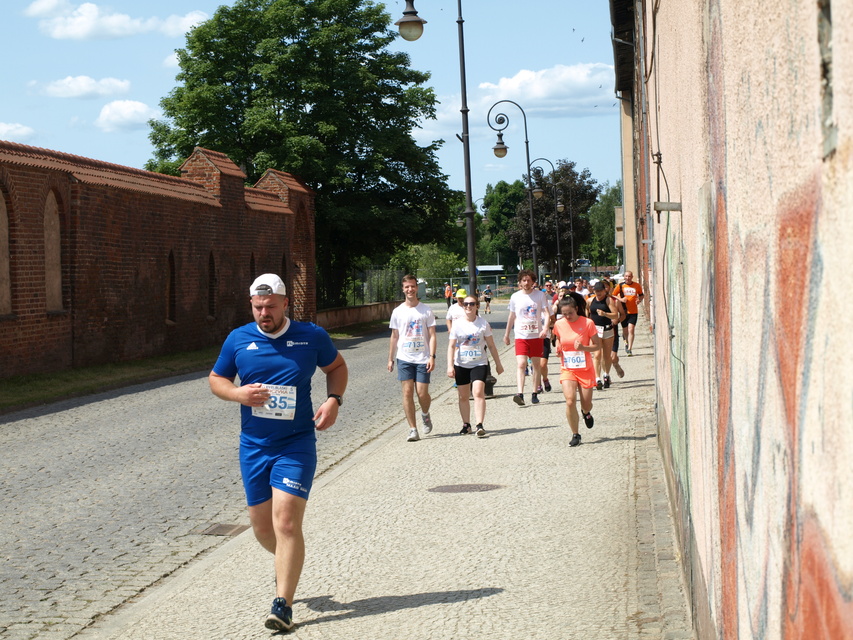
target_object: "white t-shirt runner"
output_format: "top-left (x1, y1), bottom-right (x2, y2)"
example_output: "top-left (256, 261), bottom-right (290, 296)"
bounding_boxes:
top-left (389, 301), bottom-right (436, 364)
top-left (508, 288), bottom-right (550, 339)
top-left (449, 316), bottom-right (492, 368)
top-left (445, 303), bottom-right (466, 324)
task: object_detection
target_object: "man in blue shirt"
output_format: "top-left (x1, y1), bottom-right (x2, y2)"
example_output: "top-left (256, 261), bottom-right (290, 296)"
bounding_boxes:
top-left (209, 273), bottom-right (348, 632)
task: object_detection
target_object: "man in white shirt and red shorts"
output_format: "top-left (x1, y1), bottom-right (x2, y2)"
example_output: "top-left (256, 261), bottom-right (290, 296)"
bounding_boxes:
top-left (503, 270), bottom-right (552, 406)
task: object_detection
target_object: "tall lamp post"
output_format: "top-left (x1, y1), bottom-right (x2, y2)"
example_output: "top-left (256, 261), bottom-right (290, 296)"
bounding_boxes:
top-left (529, 157), bottom-right (564, 282)
top-left (396, 0), bottom-right (478, 293)
top-left (568, 185), bottom-right (574, 281)
top-left (456, 197), bottom-right (484, 228)
top-left (487, 100), bottom-right (538, 279)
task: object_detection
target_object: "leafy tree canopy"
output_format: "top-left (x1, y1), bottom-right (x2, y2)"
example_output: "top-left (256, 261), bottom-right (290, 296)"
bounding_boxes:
top-left (479, 180), bottom-right (525, 269)
top-left (146, 0), bottom-right (454, 305)
top-left (506, 161), bottom-right (601, 276)
top-left (580, 180), bottom-right (622, 268)
top-left (389, 243), bottom-right (466, 281)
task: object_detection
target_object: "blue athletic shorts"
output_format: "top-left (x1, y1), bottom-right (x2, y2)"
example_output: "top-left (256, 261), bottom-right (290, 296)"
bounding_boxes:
top-left (397, 359), bottom-right (432, 384)
top-left (239, 438), bottom-right (317, 506)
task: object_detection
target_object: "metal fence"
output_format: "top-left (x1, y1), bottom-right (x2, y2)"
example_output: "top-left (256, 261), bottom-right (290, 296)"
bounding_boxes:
top-left (417, 275), bottom-right (518, 301)
top-left (320, 269), bottom-right (592, 310)
top-left (318, 267), bottom-right (404, 310)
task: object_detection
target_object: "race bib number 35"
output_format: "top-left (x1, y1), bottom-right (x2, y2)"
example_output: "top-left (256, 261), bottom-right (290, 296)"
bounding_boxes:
top-left (251, 384), bottom-right (297, 420)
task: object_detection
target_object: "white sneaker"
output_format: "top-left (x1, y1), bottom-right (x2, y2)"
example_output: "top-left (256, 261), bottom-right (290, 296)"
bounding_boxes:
top-left (407, 428), bottom-right (420, 442)
top-left (421, 413), bottom-right (433, 435)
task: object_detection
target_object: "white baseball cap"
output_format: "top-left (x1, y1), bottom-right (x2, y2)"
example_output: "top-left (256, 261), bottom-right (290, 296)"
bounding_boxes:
top-left (249, 273), bottom-right (287, 297)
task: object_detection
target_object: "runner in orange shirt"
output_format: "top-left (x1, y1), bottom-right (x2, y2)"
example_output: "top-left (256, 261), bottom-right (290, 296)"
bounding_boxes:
top-left (613, 271), bottom-right (644, 355)
top-left (552, 296), bottom-right (601, 447)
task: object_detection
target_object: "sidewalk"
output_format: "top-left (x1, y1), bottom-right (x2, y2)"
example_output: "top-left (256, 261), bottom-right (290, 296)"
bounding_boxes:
top-left (78, 319), bottom-right (694, 640)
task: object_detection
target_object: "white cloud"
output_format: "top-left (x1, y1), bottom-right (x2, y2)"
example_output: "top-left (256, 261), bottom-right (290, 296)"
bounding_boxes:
top-left (162, 52), bottom-right (180, 68)
top-left (24, 1), bottom-right (208, 40)
top-left (159, 11), bottom-right (208, 37)
top-left (478, 63), bottom-right (615, 117)
top-left (0, 122), bottom-right (37, 142)
top-left (94, 100), bottom-right (158, 133)
top-left (417, 63), bottom-right (616, 144)
top-left (42, 75), bottom-right (130, 98)
top-left (24, 0), bottom-right (73, 18)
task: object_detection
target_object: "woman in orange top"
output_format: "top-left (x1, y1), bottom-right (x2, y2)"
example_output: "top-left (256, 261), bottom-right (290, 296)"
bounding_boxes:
top-left (553, 296), bottom-right (601, 447)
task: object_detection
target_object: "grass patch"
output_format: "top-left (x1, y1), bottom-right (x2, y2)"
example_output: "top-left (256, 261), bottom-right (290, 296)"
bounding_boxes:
top-left (0, 346), bottom-right (221, 414)
top-left (0, 319), bottom-right (390, 414)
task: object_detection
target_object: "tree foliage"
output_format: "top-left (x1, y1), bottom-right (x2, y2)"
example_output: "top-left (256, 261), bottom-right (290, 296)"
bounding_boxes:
top-left (479, 180), bottom-right (526, 269)
top-left (580, 181), bottom-right (622, 267)
top-left (146, 0), bottom-right (454, 305)
top-left (505, 161), bottom-right (601, 276)
top-left (389, 243), bottom-right (466, 281)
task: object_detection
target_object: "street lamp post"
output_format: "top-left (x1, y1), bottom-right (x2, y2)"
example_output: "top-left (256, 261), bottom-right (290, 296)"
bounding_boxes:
top-left (556, 191), bottom-right (565, 281)
top-left (396, 0), bottom-right (478, 293)
top-left (487, 100), bottom-right (538, 279)
top-left (530, 157), bottom-right (563, 282)
top-left (568, 186), bottom-right (574, 281)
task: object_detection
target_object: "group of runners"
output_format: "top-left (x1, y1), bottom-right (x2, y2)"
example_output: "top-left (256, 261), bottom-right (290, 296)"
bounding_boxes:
top-left (391, 269), bottom-right (644, 448)
top-left (207, 269), bottom-right (644, 632)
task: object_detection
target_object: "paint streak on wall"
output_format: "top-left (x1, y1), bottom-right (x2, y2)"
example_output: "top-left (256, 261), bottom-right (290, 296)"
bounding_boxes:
top-left (714, 184), bottom-right (737, 640)
top-left (706, 0), bottom-right (738, 636)
top-left (620, 0), bottom-right (853, 637)
top-left (777, 181), bottom-right (853, 638)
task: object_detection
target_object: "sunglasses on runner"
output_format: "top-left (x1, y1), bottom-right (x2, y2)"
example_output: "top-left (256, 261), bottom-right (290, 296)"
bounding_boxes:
top-left (462, 302), bottom-right (477, 307)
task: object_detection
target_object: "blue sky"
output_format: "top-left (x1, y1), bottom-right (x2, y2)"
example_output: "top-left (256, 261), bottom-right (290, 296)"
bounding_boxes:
top-left (0, 0), bottom-right (622, 201)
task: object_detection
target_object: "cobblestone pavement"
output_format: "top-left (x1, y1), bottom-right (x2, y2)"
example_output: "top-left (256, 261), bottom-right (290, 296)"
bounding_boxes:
top-left (1, 301), bottom-right (694, 639)
top-left (0, 301), bottom-right (465, 639)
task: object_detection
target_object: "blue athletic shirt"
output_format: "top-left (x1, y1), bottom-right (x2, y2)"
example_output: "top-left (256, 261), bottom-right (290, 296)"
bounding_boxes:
top-left (212, 320), bottom-right (338, 448)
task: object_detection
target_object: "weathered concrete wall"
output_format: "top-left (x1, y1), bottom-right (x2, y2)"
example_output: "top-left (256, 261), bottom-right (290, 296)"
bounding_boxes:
top-left (621, 0), bottom-right (853, 637)
top-left (317, 301), bottom-right (398, 331)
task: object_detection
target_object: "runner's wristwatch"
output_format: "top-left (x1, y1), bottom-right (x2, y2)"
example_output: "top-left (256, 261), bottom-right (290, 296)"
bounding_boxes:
top-left (328, 394), bottom-right (343, 406)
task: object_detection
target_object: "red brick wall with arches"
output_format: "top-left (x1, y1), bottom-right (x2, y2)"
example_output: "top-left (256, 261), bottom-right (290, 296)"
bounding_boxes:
top-left (0, 142), bottom-right (315, 379)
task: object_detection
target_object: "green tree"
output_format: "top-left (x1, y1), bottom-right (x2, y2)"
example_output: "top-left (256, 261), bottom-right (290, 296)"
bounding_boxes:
top-left (506, 161), bottom-right (601, 277)
top-left (479, 180), bottom-right (525, 270)
top-left (146, 0), bottom-right (453, 305)
top-left (389, 243), bottom-right (465, 281)
top-left (580, 181), bottom-right (622, 268)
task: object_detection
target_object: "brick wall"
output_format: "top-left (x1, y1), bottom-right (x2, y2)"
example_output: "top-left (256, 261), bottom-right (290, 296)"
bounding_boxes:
top-left (0, 143), bottom-right (315, 379)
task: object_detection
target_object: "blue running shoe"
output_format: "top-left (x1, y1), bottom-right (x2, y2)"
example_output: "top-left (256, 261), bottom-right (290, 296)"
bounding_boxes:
top-left (265, 597), bottom-right (295, 631)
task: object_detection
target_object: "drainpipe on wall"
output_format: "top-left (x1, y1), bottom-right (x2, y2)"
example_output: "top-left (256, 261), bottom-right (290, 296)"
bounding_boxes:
top-left (636, 0), bottom-right (658, 428)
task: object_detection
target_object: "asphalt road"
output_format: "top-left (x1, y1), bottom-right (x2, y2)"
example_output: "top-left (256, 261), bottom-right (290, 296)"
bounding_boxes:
top-left (0, 301), bottom-right (505, 640)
